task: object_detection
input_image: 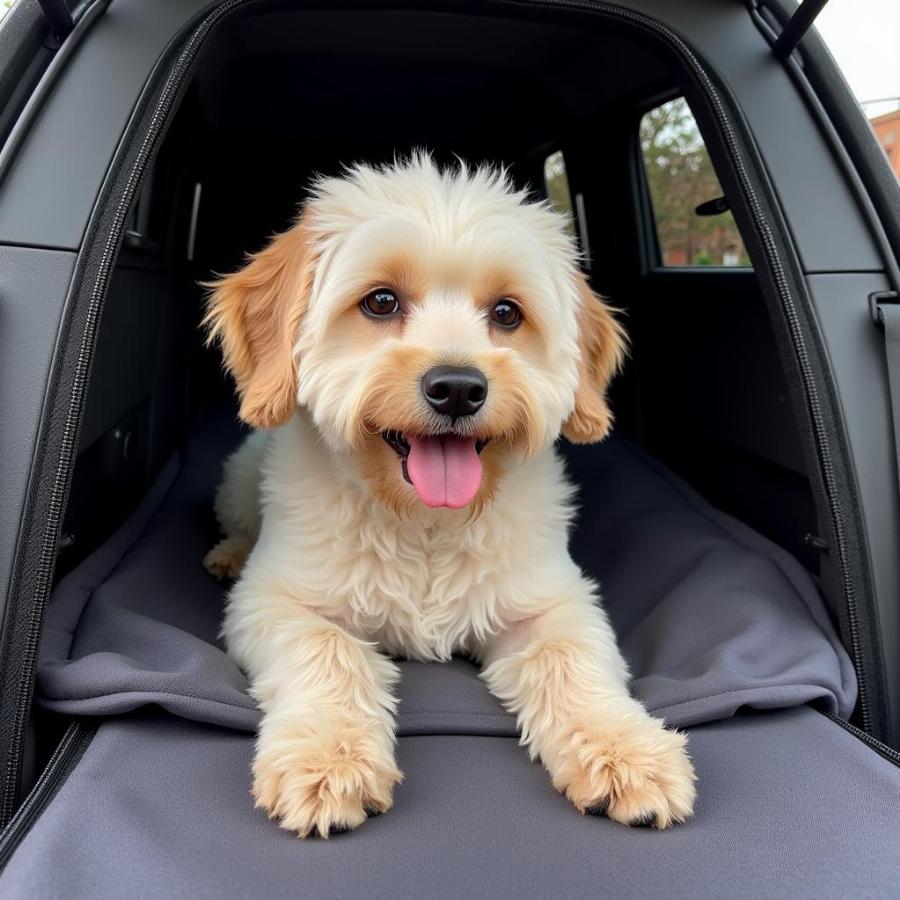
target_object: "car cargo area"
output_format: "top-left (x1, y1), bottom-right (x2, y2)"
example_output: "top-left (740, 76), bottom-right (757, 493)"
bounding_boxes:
top-left (48, 0), bottom-right (858, 802)
top-left (62, 7), bottom-right (825, 583)
top-left (4, 3), bottom-right (900, 898)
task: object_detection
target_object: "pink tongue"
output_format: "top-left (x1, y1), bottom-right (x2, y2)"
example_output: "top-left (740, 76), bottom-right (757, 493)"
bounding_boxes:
top-left (406, 435), bottom-right (483, 508)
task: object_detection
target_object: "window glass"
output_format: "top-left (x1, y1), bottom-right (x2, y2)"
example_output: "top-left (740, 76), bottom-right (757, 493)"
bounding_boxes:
top-left (870, 114), bottom-right (898, 172)
top-left (640, 97), bottom-right (750, 267)
top-left (543, 150), bottom-right (577, 240)
top-left (816, 2), bottom-right (900, 178)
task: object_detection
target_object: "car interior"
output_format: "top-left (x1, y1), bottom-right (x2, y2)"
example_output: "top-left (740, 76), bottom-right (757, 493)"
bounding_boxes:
top-left (61, 8), bottom-right (820, 582)
top-left (4, 3), bottom-right (899, 896)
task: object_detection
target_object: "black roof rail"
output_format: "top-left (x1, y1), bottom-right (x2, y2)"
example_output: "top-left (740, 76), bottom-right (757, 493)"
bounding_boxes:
top-left (773, 0), bottom-right (829, 59)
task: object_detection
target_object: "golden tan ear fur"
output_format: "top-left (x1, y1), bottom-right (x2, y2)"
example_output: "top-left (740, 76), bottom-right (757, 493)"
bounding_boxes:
top-left (561, 275), bottom-right (628, 444)
top-left (203, 214), bottom-right (315, 429)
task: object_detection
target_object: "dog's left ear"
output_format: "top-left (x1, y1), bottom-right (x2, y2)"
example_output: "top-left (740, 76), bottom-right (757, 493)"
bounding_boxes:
top-left (561, 274), bottom-right (628, 444)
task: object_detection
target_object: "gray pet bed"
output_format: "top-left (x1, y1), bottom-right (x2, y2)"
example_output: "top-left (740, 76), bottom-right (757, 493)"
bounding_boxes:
top-left (6, 416), bottom-right (900, 900)
top-left (5, 708), bottom-right (900, 900)
top-left (36, 413), bottom-right (856, 734)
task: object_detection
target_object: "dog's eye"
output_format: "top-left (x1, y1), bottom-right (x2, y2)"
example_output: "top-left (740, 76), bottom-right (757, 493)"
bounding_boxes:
top-left (361, 289), bottom-right (400, 318)
top-left (490, 299), bottom-right (522, 330)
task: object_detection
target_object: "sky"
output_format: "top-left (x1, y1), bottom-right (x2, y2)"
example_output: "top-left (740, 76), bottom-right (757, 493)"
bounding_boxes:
top-left (816, 0), bottom-right (900, 118)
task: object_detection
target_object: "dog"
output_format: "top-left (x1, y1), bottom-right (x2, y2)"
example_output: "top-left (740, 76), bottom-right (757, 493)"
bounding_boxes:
top-left (202, 155), bottom-right (696, 837)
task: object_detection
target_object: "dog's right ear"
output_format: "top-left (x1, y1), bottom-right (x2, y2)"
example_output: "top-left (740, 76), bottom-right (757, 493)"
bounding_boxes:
top-left (203, 213), bottom-right (315, 429)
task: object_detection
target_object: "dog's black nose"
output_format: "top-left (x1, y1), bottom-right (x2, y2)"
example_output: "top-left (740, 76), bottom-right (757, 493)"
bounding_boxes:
top-left (422, 365), bottom-right (488, 419)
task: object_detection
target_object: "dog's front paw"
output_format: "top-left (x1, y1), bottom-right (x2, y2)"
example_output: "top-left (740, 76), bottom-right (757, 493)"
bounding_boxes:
top-left (252, 722), bottom-right (402, 837)
top-left (552, 716), bottom-right (696, 829)
top-left (203, 536), bottom-right (251, 581)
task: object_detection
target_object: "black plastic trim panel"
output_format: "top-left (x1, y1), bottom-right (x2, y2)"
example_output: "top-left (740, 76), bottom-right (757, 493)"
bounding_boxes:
top-left (0, 0), bottom-right (50, 148)
top-left (0, 0), bottom-right (111, 190)
top-left (0, 4), bottom-right (222, 826)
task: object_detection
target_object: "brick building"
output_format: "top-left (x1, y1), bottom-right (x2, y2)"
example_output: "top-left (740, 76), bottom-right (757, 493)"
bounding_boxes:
top-left (870, 108), bottom-right (900, 179)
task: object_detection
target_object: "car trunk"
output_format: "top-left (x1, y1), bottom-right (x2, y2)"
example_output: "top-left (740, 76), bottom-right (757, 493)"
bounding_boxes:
top-left (63, 6), bottom-right (826, 583)
top-left (3, 2), bottom-right (899, 895)
top-left (45, 0), bottom-right (857, 760)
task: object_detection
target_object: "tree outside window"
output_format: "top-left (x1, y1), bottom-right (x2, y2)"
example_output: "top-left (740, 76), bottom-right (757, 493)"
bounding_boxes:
top-left (640, 98), bottom-right (750, 267)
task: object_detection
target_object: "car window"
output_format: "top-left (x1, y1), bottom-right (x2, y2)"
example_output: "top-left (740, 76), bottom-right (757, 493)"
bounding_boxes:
top-left (870, 111), bottom-right (898, 173)
top-left (640, 97), bottom-right (750, 268)
top-left (544, 149), bottom-right (593, 269)
top-left (543, 150), bottom-right (577, 240)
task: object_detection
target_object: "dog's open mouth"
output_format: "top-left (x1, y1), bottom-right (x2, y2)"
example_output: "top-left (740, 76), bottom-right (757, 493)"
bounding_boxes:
top-left (381, 430), bottom-right (488, 509)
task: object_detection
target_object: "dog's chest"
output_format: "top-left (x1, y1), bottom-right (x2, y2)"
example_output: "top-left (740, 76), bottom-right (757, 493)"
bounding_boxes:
top-left (319, 507), bottom-right (509, 660)
top-left (280, 439), bottom-right (575, 660)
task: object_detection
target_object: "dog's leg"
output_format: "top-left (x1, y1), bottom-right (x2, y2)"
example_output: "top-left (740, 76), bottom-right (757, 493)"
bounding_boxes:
top-left (479, 594), bottom-right (695, 828)
top-left (226, 588), bottom-right (402, 837)
top-left (204, 432), bottom-right (268, 580)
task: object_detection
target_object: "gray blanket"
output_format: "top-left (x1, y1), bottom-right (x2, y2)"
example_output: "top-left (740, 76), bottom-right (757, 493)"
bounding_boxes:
top-left (37, 416), bottom-right (856, 733)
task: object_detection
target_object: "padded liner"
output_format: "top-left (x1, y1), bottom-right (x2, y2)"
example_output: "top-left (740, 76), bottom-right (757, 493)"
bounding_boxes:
top-left (3, 707), bottom-right (900, 899)
top-left (37, 413), bottom-right (856, 733)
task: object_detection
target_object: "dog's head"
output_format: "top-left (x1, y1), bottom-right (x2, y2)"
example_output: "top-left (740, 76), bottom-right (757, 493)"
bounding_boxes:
top-left (205, 155), bottom-right (626, 515)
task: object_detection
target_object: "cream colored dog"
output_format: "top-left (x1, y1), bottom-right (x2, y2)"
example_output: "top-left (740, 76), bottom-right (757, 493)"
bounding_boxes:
top-left (203, 155), bottom-right (695, 837)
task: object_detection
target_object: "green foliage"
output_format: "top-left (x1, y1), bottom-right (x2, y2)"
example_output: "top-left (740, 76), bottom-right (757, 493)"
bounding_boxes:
top-left (640, 98), bottom-right (749, 267)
